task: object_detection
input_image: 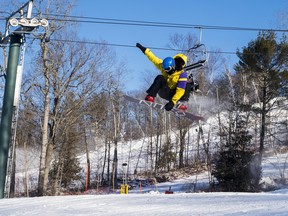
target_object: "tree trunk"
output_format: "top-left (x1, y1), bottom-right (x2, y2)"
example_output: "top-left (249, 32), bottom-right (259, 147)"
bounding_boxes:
top-left (24, 141), bottom-right (29, 197)
top-left (106, 138), bottom-right (111, 186)
top-left (9, 146), bottom-right (16, 198)
top-left (101, 137), bottom-right (107, 185)
top-left (179, 124), bottom-right (188, 169)
top-left (259, 86), bottom-right (267, 162)
top-left (84, 115), bottom-right (90, 191)
top-left (111, 104), bottom-right (118, 190)
top-left (111, 140), bottom-right (118, 191)
top-left (51, 154), bottom-right (63, 196)
top-left (38, 41), bottom-right (50, 196)
top-left (38, 93), bottom-right (50, 196)
top-left (51, 142), bottom-right (67, 196)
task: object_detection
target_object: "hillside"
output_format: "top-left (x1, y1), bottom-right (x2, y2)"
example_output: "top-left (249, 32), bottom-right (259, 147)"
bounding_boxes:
top-left (12, 97), bottom-right (288, 195)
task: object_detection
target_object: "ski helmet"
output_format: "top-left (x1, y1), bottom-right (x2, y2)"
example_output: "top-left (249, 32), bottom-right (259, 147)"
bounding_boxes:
top-left (162, 57), bottom-right (175, 74)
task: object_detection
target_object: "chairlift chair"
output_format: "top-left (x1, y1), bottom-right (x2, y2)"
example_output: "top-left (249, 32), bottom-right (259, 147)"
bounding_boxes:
top-left (184, 43), bottom-right (208, 71)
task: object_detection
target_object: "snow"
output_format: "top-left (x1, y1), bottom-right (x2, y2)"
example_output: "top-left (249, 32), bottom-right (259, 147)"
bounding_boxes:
top-left (1, 192), bottom-right (288, 216)
top-left (2, 156), bottom-right (288, 216)
top-left (2, 157), bottom-right (288, 216)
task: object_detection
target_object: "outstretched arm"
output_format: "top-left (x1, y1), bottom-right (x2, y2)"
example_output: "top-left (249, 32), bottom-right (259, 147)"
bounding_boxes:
top-left (136, 43), bottom-right (163, 71)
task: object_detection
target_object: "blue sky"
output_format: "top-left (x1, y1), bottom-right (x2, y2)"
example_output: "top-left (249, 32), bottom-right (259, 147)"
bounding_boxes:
top-left (74, 0), bottom-right (288, 91)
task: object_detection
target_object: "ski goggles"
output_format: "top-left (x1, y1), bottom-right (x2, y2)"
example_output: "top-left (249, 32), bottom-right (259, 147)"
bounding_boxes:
top-left (164, 66), bottom-right (174, 73)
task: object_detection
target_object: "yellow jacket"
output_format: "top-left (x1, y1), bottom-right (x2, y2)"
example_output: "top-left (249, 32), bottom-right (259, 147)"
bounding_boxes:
top-left (144, 49), bottom-right (188, 104)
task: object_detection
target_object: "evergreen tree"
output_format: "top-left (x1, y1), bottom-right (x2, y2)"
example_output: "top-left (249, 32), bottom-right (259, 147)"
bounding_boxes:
top-left (234, 31), bottom-right (288, 162)
top-left (49, 149), bottom-right (82, 189)
top-left (212, 115), bottom-right (261, 192)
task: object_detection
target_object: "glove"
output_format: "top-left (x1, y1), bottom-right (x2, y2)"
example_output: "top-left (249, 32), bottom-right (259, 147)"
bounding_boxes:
top-left (136, 43), bottom-right (147, 53)
top-left (164, 101), bottom-right (174, 111)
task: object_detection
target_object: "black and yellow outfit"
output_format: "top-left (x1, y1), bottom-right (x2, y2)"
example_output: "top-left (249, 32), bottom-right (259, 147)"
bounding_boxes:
top-left (141, 48), bottom-right (189, 105)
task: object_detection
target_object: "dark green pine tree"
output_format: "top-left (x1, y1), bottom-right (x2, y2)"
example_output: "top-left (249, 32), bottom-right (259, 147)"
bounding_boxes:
top-left (212, 116), bottom-right (261, 192)
top-left (49, 149), bottom-right (82, 189)
top-left (234, 31), bottom-right (288, 162)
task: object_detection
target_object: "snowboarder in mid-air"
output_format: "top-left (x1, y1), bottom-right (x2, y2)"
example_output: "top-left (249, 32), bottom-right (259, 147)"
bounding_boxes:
top-left (136, 42), bottom-right (194, 111)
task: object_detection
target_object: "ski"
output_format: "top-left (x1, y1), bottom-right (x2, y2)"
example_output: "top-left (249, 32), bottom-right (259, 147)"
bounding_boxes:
top-left (123, 94), bottom-right (204, 122)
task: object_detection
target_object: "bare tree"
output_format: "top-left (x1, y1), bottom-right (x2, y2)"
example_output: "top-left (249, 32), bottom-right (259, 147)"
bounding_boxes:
top-left (14, 0), bottom-right (114, 195)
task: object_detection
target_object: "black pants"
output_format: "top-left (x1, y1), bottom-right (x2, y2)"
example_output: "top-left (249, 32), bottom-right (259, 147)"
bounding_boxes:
top-left (146, 75), bottom-right (191, 102)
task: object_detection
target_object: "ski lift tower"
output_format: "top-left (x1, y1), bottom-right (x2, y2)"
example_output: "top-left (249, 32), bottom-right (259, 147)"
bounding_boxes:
top-left (0, 0), bottom-right (48, 199)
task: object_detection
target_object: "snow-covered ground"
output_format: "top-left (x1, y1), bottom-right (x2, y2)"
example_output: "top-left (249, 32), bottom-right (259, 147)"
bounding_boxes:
top-left (1, 153), bottom-right (288, 216)
top-left (1, 190), bottom-right (288, 215)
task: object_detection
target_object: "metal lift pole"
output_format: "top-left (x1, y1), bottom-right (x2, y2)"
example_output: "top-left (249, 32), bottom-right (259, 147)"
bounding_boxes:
top-left (0, 34), bottom-right (22, 199)
top-left (0, 0), bottom-right (48, 199)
